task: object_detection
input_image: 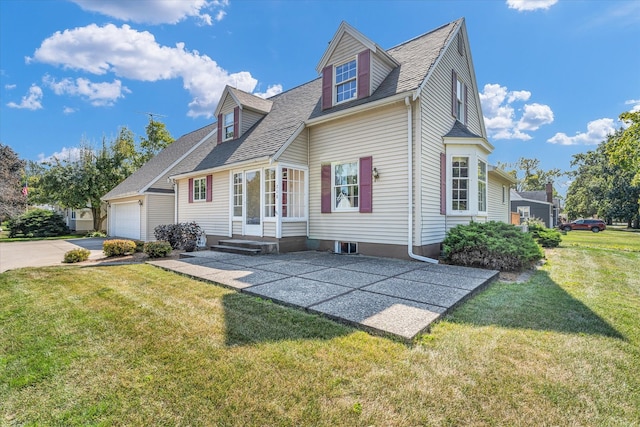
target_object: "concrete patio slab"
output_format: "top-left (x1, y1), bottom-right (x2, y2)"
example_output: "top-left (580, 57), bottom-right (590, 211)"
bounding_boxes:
top-left (363, 278), bottom-right (470, 308)
top-left (397, 269), bottom-right (488, 291)
top-left (246, 277), bottom-right (352, 308)
top-left (299, 267), bottom-right (387, 288)
top-left (158, 251), bottom-right (498, 340)
top-left (309, 290), bottom-right (444, 340)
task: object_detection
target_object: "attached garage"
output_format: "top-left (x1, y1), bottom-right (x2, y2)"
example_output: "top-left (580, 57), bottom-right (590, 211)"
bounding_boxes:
top-left (111, 202), bottom-right (141, 240)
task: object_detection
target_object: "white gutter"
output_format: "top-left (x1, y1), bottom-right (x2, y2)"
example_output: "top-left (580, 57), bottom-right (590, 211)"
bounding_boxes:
top-left (405, 96), bottom-right (438, 264)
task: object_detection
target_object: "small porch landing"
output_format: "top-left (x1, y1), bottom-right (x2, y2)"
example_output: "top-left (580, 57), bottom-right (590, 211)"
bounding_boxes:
top-left (210, 239), bottom-right (279, 256)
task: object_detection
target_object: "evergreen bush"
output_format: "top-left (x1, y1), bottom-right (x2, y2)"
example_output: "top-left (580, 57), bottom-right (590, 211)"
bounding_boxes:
top-left (443, 221), bottom-right (544, 271)
top-left (63, 248), bottom-right (91, 263)
top-left (7, 209), bottom-right (69, 238)
top-left (103, 239), bottom-right (136, 257)
top-left (144, 241), bottom-right (173, 258)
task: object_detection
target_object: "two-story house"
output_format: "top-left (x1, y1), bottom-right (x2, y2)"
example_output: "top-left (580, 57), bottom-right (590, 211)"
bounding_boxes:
top-left (103, 18), bottom-right (515, 260)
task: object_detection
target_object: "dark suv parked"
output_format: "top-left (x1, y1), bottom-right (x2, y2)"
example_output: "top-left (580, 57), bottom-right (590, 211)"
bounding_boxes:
top-left (560, 219), bottom-right (606, 233)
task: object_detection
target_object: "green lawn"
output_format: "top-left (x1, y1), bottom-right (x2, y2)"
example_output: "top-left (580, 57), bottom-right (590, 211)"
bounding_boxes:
top-left (1, 232), bottom-right (639, 426)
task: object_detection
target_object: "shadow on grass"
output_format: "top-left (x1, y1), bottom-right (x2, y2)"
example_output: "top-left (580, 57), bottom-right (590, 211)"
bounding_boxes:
top-left (447, 270), bottom-right (625, 340)
top-left (221, 292), bottom-right (351, 346)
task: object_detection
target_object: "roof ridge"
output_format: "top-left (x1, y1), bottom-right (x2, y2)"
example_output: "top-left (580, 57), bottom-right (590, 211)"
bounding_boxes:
top-left (387, 17), bottom-right (462, 52)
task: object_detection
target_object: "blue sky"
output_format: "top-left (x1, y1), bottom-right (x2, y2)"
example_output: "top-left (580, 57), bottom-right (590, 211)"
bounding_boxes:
top-left (1, 0), bottom-right (639, 195)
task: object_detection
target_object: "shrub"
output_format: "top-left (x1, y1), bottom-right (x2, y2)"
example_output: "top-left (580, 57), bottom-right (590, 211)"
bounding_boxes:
top-left (443, 221), bottom-right (544, 271)
top-left (86, 230), bottom-right (107, 238)
top-left (535, 228), bottom-right (562, 248)
top-left (154, 222), bottom-right (203, 250)
top-left (63, 248), bottom-right (91, 263)
top-left (103, 239), bottom-right (136, 257)
top-left (144, 241), bottom-right (173, 258)
top-left (133, 240), bottom-right (145, 253)
top-left (7, 209), bottom-right (69, 238)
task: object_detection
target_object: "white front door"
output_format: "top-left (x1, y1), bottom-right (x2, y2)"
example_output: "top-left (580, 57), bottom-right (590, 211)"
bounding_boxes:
top-left (244, 170), bottom-right (262, 236)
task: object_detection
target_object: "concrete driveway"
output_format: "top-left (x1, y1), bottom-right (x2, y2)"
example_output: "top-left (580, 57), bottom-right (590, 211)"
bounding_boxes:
top-left (0, 238), bottom-right (106, 273)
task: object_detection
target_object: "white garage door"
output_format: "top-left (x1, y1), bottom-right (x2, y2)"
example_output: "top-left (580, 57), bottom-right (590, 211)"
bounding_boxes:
top-left (112, 202), bottom-right (141, 239)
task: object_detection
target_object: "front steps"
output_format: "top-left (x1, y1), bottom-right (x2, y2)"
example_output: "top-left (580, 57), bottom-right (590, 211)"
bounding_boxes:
top-left (210, 239), bottom-right (278, 256)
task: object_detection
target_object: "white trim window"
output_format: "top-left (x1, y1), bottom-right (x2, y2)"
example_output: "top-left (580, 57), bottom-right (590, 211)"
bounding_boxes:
top-left (517, 206), bottom-right (530, 221)
top-left (232, 172), bottom-right (243, 217)
top-left (282, 167), bottom-right (305, 219)
top-left (193, 177), bottom-right (206, 201)
top-left (333, 161), bottom-right (359, 211)
top-left (478, 160), bottom-right (487, 212)
top-left (335, 59), bottom-right (357, 103)
top-left (451, 156), bottom-right (469, 211)
top-left (264, 168), bottom-right (276, 218)
top-left (223, 112), bottom-right (234, 141)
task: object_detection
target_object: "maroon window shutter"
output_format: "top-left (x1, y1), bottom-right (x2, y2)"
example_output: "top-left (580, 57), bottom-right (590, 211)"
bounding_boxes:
top-left (217, 113), bottom-right (222, 144)
top-left (188, 178), bottom-right (194, 203)
top-left (464, 83), bottom-right (468, 125)
top-left (357, 50), bottom-right (371, 100)
top-left (206, 175), bottom-right (213, 202)
top-left (233, 106), bottom-right (239, 139)
top-left (321, 164), bottom-right (331, 213)
top-left (359, 156), bottom-right (373, 213)
top-left (451, 70), bottom-right (457, 118)
top-left (321, 65), bottom-right (333, 110)
top-left (440, 153), bottom-right (446, 215)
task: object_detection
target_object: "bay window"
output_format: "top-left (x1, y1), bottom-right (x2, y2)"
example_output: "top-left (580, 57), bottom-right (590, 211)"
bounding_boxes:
top-left (478, 160), bottom-right (487, 212)
top-left (451, 156), bottom-right (469, 211)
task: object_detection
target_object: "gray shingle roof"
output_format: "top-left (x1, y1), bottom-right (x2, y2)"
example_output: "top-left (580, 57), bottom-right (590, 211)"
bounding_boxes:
top-left (170, 19), bottom-right (461, 177)
top-left (102, 123), bottom-right (216, 200)
top-left (228, 87), bottom-right (273, 113)
top-left (444, 120), bottom-right (483, 139)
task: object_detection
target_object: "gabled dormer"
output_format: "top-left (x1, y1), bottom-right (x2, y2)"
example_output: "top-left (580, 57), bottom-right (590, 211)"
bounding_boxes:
top-left (214, 86), bottom-right (273, 144)
top-left (316, 21), bottom-right (399, 110)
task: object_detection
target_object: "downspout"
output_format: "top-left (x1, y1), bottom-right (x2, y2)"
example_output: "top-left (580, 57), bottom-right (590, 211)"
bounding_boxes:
top-left (405, 96), bottom-right (438, 264)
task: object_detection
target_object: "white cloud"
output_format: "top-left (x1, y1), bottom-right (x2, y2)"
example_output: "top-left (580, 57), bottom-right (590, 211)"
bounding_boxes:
top-left (479, 83), bottom-right (554, 140)
top-left (70, 0), bottom-right (228, 25)
top-left (38, 146), bottom-right (84, 163)
top-left (63, 106), bottom-right (77, 114)
top-left (254, 84), bottom-right (283, 99)
top-left (5, 84), bottom-right (16, 90)
top-left (43, 75), bottom-right (130, 106)
top-left (547, 118), bottom-right (617, 145)
top-left (6, 84), bottom-right (43, 110)
top-left (625, 99), bottom-right (640, 113)
top-left (506, 0), bottom-right (558, 12)
top-left (29, 23), bottom-right (270, 117)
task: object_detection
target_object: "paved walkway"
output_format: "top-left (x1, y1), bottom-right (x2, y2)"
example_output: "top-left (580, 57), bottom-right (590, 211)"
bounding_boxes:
top-left (149, 251), bottom-right (498, 340)
top-left (0, 238), bottom-right (106, 273)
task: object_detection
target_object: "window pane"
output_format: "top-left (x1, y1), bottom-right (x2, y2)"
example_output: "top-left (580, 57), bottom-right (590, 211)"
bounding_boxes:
top-left (335, 60), bottom-right (356, 84)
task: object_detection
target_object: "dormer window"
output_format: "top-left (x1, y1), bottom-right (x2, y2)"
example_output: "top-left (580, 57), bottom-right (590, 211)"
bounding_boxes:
top-left (335, 59), bottom-right (357, 103)
top-left (223, 112), bottom-right (234, 141)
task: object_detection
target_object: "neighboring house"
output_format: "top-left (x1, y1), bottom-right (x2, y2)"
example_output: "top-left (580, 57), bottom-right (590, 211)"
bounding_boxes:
top-left (60, 207), bottom-right (93, 232)
top-left (102, 124), bottom-right (217, 240)
top-left (104, 18), bottom-right (516, 259)
top-left (510, 183), bottom-right (560, 228)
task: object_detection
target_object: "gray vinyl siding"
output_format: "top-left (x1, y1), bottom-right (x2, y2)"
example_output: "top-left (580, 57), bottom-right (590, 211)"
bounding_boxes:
top-left (177, 171), bottom-right (230, 237)
top-left (242, 109), bottom-right (264, 135)
top-left (487, 176), bottom-right (510, 223)
top-left (277, 130), bottom-right (308, 165)
top-left (220, 95), bottom-right (237, 116)
top-left (264, 221), bottom-right (276, 238)
top-left (418, 26), bottom-right (484, 245)
top-left (232, 220), bottom-right (242, 235)
top-left (282, 221), bottom-right (307, 237)
top-left (326, 32), bottom-right (365, 68)
top-left (308, 102), bottom-right (409, 245)
top-left (145, 194), bottom-right (175, 241)
top-left (511, 200), bottom-right (553, 228)
top-left (370, 55), bottom-right (394, 94)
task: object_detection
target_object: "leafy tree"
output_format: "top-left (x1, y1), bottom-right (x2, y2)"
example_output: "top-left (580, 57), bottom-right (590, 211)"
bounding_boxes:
top-left (606, 111), bottom-right (640, 185)
top-left (497, 157), bottom-right (564, 192)
top-left (0, 143), bottom-right (26, 221)
top-left (33, 135), bottom-right (136, 231)
top-left (565, 130), bottom-right (640, 227)
top-left (135, 118), bottom-right (174, 168)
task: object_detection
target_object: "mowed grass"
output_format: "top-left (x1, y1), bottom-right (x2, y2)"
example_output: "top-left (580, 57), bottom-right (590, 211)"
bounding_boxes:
top-left (1, 234), bottom-right (639, 426)
top-left (561, 225), bottom-right (640, 252)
